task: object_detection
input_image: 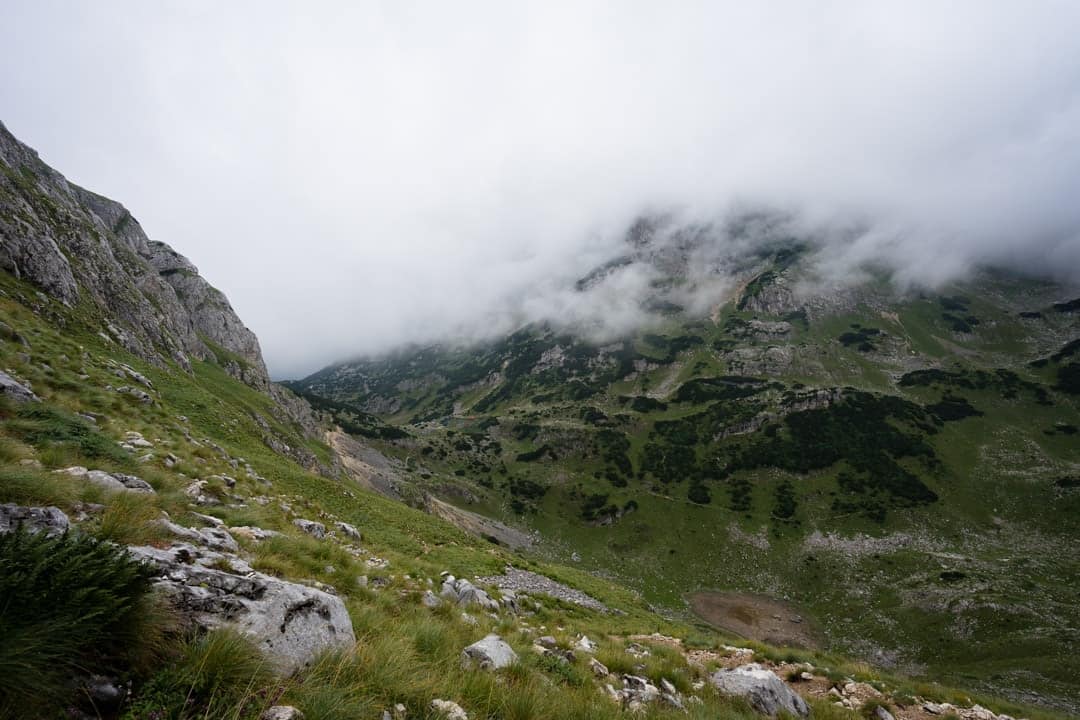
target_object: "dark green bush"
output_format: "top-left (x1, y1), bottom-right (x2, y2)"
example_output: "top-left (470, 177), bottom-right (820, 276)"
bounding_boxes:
top-left (0, 529), bottom-right (157, 717)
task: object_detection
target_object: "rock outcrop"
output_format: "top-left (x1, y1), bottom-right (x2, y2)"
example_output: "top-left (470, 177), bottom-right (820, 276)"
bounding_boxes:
top-left (0, 370), bottom-right (37, 402)
top-left (0, 121), bottom-right (333, 476)
top-left (709, 663), bottom-right (810, 718)
top-left (130, 541), bottom-right (355, 673)
top-left (0, 503), bottom-right (70, 536)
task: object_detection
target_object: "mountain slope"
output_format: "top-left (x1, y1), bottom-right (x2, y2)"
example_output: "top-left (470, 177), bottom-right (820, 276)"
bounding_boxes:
top-left (294, 221), bottom-right (1080, 712)
top-left (0, 121), bottom-right (1070, 720)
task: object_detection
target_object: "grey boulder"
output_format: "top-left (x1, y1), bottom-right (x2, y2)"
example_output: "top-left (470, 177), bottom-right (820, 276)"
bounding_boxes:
top-left (334, 521), bottom-right (361, 541)
top-left (709, 663), bottom-right (810, 718)
top-left (130, 542), bottom-right (355, 673)
top-left (293, 518), bottom-right (326, 539)
top-left (0, 371), bottom-right (37, 402)
top-left (0, 504), bottom-right (69, 537)
top-left (54, 466), bottom-right (154, 493)
top-left (461, 634), bottom-right (518, 670)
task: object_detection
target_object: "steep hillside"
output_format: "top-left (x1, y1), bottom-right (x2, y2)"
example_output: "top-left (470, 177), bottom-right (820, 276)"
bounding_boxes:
top-left (294, 219), bottom-right (1080, 713)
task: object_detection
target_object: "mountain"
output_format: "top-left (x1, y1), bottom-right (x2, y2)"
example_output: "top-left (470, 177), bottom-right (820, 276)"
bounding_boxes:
top-left (0, 120), bottom-right (1070, 720)
top-left (293, 216), bottom-right (1080, 712)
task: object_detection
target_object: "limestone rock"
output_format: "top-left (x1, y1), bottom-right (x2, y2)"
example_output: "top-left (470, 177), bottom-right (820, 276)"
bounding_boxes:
top-left (334, 520), bottom-right (361, 541)
top-left (0, 504), bottom-right (69, 537)
top-left (293, 518), bottom-right (327, 539)
top-left (229, 525), bottom-right (282, 542)
top-left (461, 634), bottom-right (518, 670)
top-left (441, 576), bottom-right (500, 612)
top-left (430, 699), bottom-right (468, 720)
top-left (261, 707), bottom-right (304, 720)
top-left (130, 542), bottom-right (355, 673)
top-left (54, 466), bottom-right (154, 493)
top-left (709, 663), bottom-right (810, 718)
top-left (0, 370), bottom-right (37, 402)
top-left (157, 519), bottom-right (239, 553)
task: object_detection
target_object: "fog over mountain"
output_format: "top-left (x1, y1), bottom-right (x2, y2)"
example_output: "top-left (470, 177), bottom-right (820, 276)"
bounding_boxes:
top-left (3, 1), bottom-right (1080, 377)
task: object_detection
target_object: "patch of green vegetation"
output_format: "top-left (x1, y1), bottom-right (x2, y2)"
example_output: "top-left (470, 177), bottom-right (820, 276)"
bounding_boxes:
top-left (0, 529), bottom-right (161, 718)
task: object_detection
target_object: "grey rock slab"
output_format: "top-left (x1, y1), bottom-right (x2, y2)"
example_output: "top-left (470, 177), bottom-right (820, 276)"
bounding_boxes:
top-left (293, 518), bottom-right (326, 539)
top-left (0, 504), bottom-right (69, 537)
top-left (157, 519), bottom-right (239, 553)
top-left (130, 542), bottom-right (355, 673)
top-left (334, 520), bottom-right (361, 541)
top-left (709, 663), bottom-right (810, 718)
top-left (0, 371), bottom-right (37, 402)
top-left (461, 634), bottom-right (517, 670)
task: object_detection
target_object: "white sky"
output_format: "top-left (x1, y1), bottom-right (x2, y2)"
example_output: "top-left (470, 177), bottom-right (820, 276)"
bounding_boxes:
top-left (3, 1), bottom-right (1080, 377)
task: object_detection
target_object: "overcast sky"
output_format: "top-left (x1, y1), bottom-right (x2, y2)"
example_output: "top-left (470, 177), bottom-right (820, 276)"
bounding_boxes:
top-left (4, 1), bottom-right (1080, 378)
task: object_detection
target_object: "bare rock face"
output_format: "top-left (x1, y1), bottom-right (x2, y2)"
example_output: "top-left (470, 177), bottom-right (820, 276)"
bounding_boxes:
top-left (709, 663), bottom-right (810, 718)
top-left (130, 542), bottom-right (355, 673)
top-left (0, 120), bottom-right (267, 386)
top-left (0, 504), bottom-right (70, 537)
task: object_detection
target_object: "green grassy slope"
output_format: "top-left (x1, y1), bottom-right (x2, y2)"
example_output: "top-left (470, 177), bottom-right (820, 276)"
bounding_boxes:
top-left (293, 262), bottom-right (1080, 713)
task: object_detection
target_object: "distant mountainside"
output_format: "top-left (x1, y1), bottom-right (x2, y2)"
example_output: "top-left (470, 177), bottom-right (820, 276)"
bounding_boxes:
top-left (293, 217), bottom-right (1080, 710)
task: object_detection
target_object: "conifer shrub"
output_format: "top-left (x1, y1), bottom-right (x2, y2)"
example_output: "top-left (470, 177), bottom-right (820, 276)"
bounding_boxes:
top-left (0, 529), bottom-right (157, 717)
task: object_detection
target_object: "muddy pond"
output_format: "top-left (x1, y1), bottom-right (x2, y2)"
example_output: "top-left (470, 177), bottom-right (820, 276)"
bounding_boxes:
top-left (687, 591), bottom-right (820, 649)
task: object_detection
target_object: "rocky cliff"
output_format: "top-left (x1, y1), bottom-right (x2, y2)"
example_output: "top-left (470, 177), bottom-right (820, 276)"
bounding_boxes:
top-left (0, 120), bottom-right (332, 471)
top-left (0, 120), bottom-right (267, 387)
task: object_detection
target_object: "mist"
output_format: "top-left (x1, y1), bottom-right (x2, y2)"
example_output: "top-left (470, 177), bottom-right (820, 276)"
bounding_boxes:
top-left (3, 1), bottom-right (1080, 377)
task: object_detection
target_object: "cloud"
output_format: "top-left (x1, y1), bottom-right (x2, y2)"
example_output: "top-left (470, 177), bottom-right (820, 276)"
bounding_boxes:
top-left (2, 1), bottom-right (1079, 377)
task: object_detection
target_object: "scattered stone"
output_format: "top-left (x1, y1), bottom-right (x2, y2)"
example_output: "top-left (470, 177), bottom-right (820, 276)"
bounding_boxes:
top-left (873, 705), bottom-right (896, 720)
top-left (0, 504), bottom-right (69, 537)
top-left (83, 675), bottom-right (127, 710)
top-left (293, 518), bottom-right (327, 539)
top-left (422, 590), bottom-right (442, 608)
top-left (626, 642), bottom-right (650, 657)
top-left (54, 466), bottom-right (154, 493)
top-left (430, 699), bottom-right (468, 720)
top-left (124, 431), bottom-right (154, 448)
top-left (461, 634), bottom-right (518, 670)
top-left (192, 512), bottom-right (225, 527)
top-left (474, 566), bottom-right (609, 613)
top-left (536, 635), bottom-right (558, 648)
top-left (157, 519), bottom-right (239, 553)
top-left (228, 525), bottom-right (282, 542)
top-left (589, 657), bottom-right (610, 677)
top-left (709, 664), bottom-right (810, 718)
top-left (116, 386), bottom-right (153, 403)
top-left (0, 370), bottom-right (37, 402)
top-left (575, 634), bottom-right (599, 653)
top-left (261, 707), bottom-right (304, 720)
top-left (184, 479), bottom-right (218, 505)
top-left (441, 576), bottom-right (500, 612)
top-left (334, 520), bottom-right (361, 541)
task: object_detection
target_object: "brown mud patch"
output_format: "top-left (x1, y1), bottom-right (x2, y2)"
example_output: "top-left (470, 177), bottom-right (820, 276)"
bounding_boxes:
top-left (688, 591), bottom-right (820, 649)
